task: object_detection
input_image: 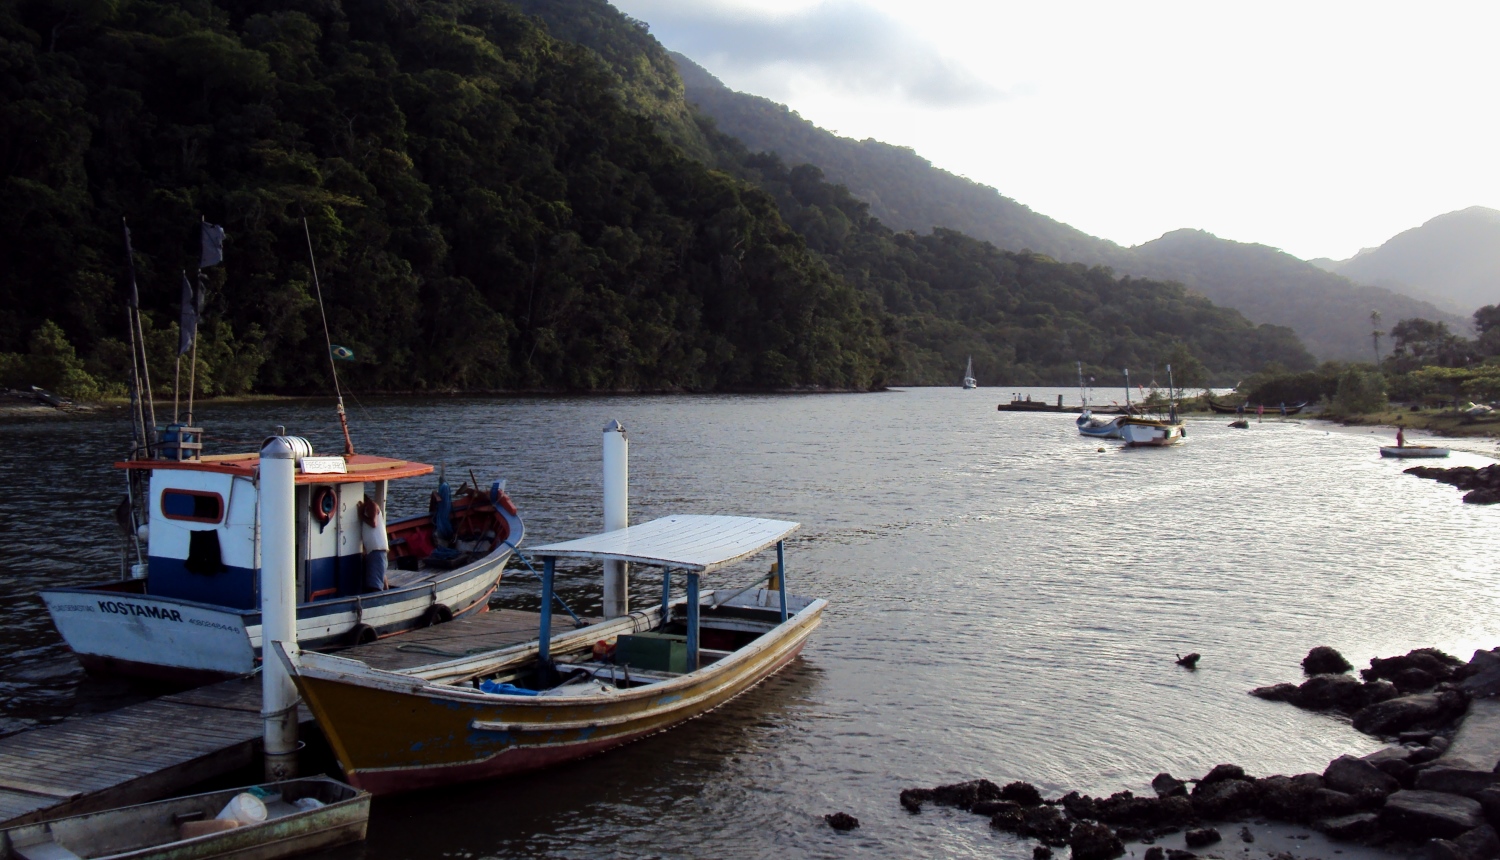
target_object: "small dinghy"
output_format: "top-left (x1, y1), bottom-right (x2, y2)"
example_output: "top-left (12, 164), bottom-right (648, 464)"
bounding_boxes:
top-left (1380, 445), bottom-right (1450, 458)
top-left (0, 777), bottom-right (368, 860)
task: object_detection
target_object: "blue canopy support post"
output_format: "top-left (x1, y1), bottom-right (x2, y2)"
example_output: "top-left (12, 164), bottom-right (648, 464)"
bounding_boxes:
top-left (776, 540), bottom-right (788, 622)
top-left (538, 556), bottom-right (555, 665)
top-left (661, 567), bottom-right (672, 625)
top-left (685, 572), bottom-right (700, 672)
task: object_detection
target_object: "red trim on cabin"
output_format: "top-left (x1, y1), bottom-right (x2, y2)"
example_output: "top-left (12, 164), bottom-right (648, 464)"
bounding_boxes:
top-left (116, 453), bottom-right (434, 484)
top-left (160, 489), bottom-right (225, 524)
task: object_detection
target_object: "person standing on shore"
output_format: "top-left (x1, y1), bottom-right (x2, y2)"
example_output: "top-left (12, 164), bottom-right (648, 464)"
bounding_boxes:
top-left (359, 495), bottom-right (389, 592)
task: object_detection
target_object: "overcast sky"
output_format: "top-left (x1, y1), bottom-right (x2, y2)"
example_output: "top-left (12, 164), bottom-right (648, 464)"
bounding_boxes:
top-left (610, 0), bottom-right (1499, 261)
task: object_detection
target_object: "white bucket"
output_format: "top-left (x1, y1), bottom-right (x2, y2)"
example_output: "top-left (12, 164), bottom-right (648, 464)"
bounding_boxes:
top-left (216, 792), bottom-right (268, 826)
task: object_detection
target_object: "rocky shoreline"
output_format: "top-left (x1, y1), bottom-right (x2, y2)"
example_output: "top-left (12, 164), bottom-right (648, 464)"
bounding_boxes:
top-left (1403, 465), bottom-right (1500, 505)
top-left (898, 646), bottom-right (1500, 860)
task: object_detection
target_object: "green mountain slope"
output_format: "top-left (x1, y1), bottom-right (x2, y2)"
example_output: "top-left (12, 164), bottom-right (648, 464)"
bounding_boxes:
top-left (0, 0), bottom-right (1313, 395)
top-left (1317, 207), bottom-right (1500, 315)
top-left (670, 52), bottom-right (1459, 361)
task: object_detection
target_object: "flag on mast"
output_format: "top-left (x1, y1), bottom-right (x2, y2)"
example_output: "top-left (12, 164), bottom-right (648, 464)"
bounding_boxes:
top-left (200, 222), bottom-right (225, 268)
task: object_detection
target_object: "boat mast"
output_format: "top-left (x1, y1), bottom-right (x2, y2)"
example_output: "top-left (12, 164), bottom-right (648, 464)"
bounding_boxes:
top-left (1167, 363), bottom-right (1177, 422)
top-left (1123, 368), bottom-right (1131, 413)
top-left (1077, 361), bottom-right (1087, 410)
top-left (303, 217), bottom-right (356, 457)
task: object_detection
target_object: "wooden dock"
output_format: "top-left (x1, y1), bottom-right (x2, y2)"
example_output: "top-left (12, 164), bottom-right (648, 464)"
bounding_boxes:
top-left (0, 608), bottom-right (580, 826)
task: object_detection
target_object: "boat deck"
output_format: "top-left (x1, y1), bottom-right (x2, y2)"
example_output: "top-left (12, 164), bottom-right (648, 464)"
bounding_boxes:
top-left (0, 608), bottom-right (586, 826)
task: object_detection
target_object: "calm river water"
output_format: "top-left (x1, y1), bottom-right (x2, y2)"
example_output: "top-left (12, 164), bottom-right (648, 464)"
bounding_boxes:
top-left (3, 389), bottom-right (1499, 859)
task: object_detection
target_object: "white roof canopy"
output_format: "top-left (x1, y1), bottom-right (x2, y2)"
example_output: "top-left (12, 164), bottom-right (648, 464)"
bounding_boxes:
top-left (530, 515), bottom-right (799, 573)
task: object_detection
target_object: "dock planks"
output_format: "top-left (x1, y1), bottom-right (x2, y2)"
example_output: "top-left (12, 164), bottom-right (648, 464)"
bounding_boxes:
top-left (0, 608), bottom-right (575, 826)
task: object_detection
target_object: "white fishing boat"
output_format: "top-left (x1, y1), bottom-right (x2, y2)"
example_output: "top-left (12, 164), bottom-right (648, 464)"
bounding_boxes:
top-left (278, 515), bottom-right (826, 795)
top-left (40, 439), bottom-right (523, 684)
top-left (962, 356), bottom-right (977, 390)
top-left (1379, 445), bottom-right (1450, 458)
top-left (39, 217), bottom-right (522, 685)
top-left (1076, 361), bottom-right (1123, 439)
top-left (1118, 365), bottom-right (1185, 447)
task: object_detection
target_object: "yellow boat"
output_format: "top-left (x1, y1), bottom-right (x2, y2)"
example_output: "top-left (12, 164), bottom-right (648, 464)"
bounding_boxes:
top-left (277, 515), bottom-right (825, 795)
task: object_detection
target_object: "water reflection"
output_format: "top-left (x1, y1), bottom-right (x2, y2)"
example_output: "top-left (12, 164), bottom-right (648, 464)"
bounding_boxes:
top-left (2, 391), bottom-right (1498, 857)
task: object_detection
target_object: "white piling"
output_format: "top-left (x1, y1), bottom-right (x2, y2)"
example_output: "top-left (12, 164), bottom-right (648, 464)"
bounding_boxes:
top-left (258, 436), bottom-right (299, 780)
top-left (602, 419), bottom-right (629, 619)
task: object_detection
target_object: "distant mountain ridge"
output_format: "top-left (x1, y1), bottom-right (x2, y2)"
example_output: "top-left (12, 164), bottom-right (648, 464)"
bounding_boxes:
top-left (670, 52), bottom-right (1464, 360)
top-left (1309, 207), bottom-right (1500, 316)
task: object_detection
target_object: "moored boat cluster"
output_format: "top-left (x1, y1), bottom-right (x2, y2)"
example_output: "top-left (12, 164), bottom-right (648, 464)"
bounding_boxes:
top-left (901, 645), bottom-right (1500, 860)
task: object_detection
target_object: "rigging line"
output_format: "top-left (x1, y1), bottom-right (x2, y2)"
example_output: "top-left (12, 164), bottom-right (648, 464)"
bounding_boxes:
top-left (302, 217), bottom-right (355, 456)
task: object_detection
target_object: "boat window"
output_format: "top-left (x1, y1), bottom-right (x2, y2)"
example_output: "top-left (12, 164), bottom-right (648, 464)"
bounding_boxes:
top-left (161, 489), bottom-right (224, 523)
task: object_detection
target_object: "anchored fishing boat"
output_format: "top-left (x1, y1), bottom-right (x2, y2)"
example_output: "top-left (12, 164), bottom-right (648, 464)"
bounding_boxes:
top-left (39, 217), bottom-right (522, 684)
top-left (1118, 366), bottom-right (1185, 447)
top-left (279, 514), bottom-right (825, 795)
top-left (1076, 362), bottom-right (1124, 439)
top-left (41, 441), bottom-right (522, 684)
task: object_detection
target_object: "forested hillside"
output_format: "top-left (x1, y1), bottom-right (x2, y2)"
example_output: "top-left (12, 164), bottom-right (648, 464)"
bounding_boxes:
top-left (670, 53), bottom-right (1459, 362)
top-left (0, 0), bottom-right (1312, 396)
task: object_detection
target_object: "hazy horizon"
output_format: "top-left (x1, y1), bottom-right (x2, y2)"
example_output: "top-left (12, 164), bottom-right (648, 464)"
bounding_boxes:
top-left (612, 0), bottom-right (1500, 262)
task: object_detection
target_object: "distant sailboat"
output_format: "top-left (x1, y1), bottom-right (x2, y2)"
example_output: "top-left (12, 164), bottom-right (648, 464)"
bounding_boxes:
top-left (962, 356), bottom-right (977, 390)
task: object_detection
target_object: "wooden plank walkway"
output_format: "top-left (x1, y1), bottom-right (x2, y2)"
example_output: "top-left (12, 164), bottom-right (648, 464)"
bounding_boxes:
top-left (0, 608), bottom-right (579, 826)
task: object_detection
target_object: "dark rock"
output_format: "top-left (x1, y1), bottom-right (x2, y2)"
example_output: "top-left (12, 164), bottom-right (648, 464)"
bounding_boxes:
top-left (1299, 673), bottom-right (1371, 712)
top-left (1379, 759), bottom-right (1419, 787)
top-left (1033, 847), bottom-right (1053, 860)
top-left (1165, 851), bottom-right (1196, 860)
top-left (1353, 691), bottom-right (1469, 736)
top-left (1382, 790), bottom-right (1486, 839)
top-left (1364, 649), bottom-right (1467, 685)
top-left (1416, 767), bottom-right (1500, 799)
top-left (1456, 823), bottom-right (1500, 860)
top-left (1292, 772), bottom-right (1327, 791)
top-left (1476, 787), bottom-right (1500, 828)
top-left (1258, 775), bottom-right (1319, 822)
top-left (1325, 754), bottom-right (1401, 796)
top-left (1177, 653), bottom-right (1201, 669)
top-left (1413, 745), bottom-right (1448, 765)
top-left (1019, 804), bottom-right (1073, 846)
top-left (1316, 812), bottom-right (1381, 840)
top-left (1192, 778), bottom-right (1258, 819)
top-left (1366, 745), bottom-right (1415, 765)
top-left (972, 799), bottom-right (1021, 816)
top-left (1060, 792), bottom-right (1098, 821)
top-left (1115, 826), bottom-right (1145, 843)
top-left (1069, 821), bottom-right (1125, 860)
top-left (1396, 667), bottom-right (1441, 693)
top-left (1251, 683), bottom-right (1302, 703)
top-left (1423, 838), bottom-right (1466, 860)
top-left (1304, 646), bottom-right (1354, 675)
top-left (1431, 735), bottom-right (1453, 754)
top-left (1000, 781), bottom-right (1044, 807)
top-left (1184, 827), bottom-right (1221, 848)
top-left (1153, 772), bottom-right (1188, 798)
top-left (1308, 789), bottom-right (1361, 819)
top-left (1365, 679), bottom-right (1402, 704)
top-left (1460, 648), bottom-right (1500, 698)
top-left (825, 812), bottom-right (859, 831)
top-left (1092, 792), bottom-right (1196, 829)
top-left (1159, 796), bottom-right (1197, 825)
top-left (1143, 848), bottom-right (1165, 860)
top-left (1199, 764), bottom-right (1248, 786)
top-left (931, 779), bottom-right (1003, 810)
top-left (1403, 731), bottom-right (1439, 745)
top-left (899, 788), bottom-right (932, 813)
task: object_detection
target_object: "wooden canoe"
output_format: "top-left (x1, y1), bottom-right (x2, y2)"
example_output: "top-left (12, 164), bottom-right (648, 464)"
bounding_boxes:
top-left (1380, 445), bottom-right (1450, 458)
top-left (1207, 399), bottom-right (1307, 415)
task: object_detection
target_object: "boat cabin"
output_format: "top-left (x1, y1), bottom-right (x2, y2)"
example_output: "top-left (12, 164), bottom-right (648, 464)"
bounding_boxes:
top-left (119, 440), bottom-right (434, 609)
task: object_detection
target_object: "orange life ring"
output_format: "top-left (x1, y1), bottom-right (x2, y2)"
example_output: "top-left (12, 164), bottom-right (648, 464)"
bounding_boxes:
top-left (312, 486), bottom-right (336, 527)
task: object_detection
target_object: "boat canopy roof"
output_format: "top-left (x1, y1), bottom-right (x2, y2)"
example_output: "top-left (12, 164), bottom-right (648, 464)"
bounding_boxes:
top-left (531, 515), bottom-right (799, 573)
top-left (115, 453), bottom-right (434, 485)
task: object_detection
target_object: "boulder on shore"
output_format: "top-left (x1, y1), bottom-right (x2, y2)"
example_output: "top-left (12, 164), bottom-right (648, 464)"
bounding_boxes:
top-left (1304, 646), bottom-right (1354, 675)
top-left (1381, 790), bottom-right (1485, 839)
top-left (1325, 754), bottom-right (1400, 796)
top-left (1414, 766), bottom-right (1500, 799)
top-left (1069, 821), bottom-right (1125, 860)
top-left (1352, 690), bottom-right (1469, 736)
